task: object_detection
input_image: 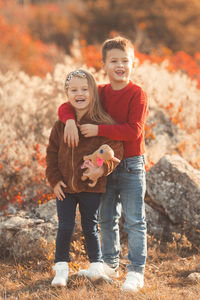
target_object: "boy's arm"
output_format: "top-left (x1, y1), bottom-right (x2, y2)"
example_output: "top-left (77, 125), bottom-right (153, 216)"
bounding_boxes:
top-left (80, 90), bottom-right (148, 141)
top-left (58, 102), bottom-right (76, 123)
top-left (58, 102), bottom-right (79, 147)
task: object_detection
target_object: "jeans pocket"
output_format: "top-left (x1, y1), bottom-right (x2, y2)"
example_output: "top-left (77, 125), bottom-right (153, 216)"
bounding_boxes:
top-left (125, 158), bottom-right (145, 174)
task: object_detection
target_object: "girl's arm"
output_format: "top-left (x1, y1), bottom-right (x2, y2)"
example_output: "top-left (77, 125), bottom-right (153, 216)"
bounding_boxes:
top-left (58, 103), bottom-right (79, 147)
top-left (46, 123), bottom-right (63, 188)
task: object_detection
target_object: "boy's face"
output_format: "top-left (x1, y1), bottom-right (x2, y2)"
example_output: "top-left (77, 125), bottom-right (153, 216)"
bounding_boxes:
top-left (102, 48), bottom-right (134, 89)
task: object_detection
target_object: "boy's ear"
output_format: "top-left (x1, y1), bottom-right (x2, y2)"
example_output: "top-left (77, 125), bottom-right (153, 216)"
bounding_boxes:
top-left (101, 61), bottom-right (106, 72)
top-left (132, 59), bottom-right (138, 69)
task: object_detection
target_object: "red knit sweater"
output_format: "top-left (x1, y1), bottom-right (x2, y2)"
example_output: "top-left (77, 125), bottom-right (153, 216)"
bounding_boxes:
top-left (58, 81), bottom-right (149, 158)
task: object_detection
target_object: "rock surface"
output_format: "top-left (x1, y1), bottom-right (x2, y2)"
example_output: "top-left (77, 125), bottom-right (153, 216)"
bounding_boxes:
top-left (146, 154), bottom-right (200, 244)
top-left (0, 154), bottom-right (200, 259)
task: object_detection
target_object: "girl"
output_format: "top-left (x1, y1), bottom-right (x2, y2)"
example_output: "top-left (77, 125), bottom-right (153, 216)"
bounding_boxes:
top-left (46, 69), bottom-right (123, 286)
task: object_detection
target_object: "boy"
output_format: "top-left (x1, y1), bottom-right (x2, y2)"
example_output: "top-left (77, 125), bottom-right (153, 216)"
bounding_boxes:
top-left (58, 36), bottom-right (148, 292)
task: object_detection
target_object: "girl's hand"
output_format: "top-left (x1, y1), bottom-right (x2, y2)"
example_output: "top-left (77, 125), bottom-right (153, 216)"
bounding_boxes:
top-left (64, 119), bottom-right (79, 147)
top-left (79, 124), bottom-right (98, 137)
top-left (54, 181), bottom-right (67, 201)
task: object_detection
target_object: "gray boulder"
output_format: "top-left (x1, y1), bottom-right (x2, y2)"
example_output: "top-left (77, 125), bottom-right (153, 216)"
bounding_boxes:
top-left (146, 154), bottom-right (200, 244)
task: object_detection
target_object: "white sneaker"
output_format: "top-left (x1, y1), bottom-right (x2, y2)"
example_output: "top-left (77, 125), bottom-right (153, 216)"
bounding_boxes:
top-left (78, 262), bottom-right (110, 280)
top-left (103, 262), bottom-right (119, 278)
top-left (51, 262), bottom-right (69, 286)
top-left (122, 271), bottom-right (144, 292)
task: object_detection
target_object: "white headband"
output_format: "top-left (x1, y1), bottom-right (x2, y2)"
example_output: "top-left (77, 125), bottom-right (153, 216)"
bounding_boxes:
top-left (65, 70), bottom-right (87, 90)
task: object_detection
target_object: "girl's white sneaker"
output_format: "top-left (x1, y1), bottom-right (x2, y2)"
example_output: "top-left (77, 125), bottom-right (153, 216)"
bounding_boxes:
top-left (103, 262), bottom-right (119, 278)
top-left (78, 262), bottom-right (110, 280)
top-left (51, 262), bottom-right (69, 286)
top-left (121, 271), bottom-right (144, 292)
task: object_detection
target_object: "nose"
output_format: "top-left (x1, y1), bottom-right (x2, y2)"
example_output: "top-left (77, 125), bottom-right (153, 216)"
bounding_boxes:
top-left (76, 89), bottom-right (83, 96)
top-left (117, 60), bottom-right (123, 67)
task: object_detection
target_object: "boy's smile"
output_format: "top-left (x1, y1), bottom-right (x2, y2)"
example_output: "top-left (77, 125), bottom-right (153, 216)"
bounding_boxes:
top-left (103, 48), bottom-right (134, 90)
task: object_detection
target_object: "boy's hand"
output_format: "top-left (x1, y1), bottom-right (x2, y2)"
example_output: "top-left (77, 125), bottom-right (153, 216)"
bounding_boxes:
top-left (64, 119), bottom-right (79, 147)
top-left (54, 181), bottom-right (67, 201)
top-left (83, 164), bottom-right (104, 181)
top-left (79, 124), bottom-right (98, 137)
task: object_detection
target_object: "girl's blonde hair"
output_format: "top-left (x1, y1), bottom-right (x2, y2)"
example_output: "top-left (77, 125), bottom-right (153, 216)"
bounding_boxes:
top-left (65, 69), bottom-right (115, 125)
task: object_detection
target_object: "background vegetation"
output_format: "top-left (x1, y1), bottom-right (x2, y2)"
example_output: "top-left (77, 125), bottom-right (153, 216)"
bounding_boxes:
top-left (0, 0), bottom-right (200, 77)
top-left (0, 1), bottom-right (200, 299)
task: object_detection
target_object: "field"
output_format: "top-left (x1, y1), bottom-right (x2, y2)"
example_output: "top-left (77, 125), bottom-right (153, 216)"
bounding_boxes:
top-left (0, 236), bottom-right (200, 300)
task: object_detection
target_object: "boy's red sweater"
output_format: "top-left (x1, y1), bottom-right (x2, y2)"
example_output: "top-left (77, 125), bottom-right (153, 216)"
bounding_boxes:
top-left (58, 81), bottom-right (149, 158)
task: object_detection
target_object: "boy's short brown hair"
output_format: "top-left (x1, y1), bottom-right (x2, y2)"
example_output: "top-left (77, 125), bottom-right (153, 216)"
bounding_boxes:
top-left (102, 36), bottom-right (134, 62)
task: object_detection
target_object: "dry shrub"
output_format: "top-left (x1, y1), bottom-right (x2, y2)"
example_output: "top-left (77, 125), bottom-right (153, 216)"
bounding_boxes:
top-left (0, 53), bottom-right (200, 210)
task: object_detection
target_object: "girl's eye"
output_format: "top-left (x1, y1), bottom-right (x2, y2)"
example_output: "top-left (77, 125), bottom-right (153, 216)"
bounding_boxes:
top-left (83, 88), bottom-right (88, 91)
top-left (111, 60), bottom-right (117, 63)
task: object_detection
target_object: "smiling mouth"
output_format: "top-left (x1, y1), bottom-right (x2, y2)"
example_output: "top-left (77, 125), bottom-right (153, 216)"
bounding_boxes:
top-left (75, 99), bottom-right (85, 103)
top-left (115, 70), bottom-right (125, 76)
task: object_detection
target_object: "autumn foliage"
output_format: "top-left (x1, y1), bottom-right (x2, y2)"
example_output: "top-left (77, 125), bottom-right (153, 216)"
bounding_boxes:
top-left (0, 0), bottom-right (200, 212)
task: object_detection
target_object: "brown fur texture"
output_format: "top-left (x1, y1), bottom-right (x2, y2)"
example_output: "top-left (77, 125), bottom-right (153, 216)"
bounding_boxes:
top-left (81, 144), bottom-right (120, 187)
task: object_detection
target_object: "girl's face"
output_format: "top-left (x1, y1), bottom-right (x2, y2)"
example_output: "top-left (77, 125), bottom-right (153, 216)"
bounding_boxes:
top-left (67, 77), bottom-right (91, 113)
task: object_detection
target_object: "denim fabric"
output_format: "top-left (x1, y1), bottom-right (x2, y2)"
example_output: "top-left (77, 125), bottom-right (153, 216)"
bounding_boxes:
top-left (55, 192), bottom-right (102, 263)
top-left (99, 155), bottom-right (147, 274)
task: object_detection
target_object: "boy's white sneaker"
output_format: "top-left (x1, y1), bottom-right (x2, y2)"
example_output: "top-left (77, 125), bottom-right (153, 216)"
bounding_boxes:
top-left (78, 262), bottom-right (110, 280)
top-left (121, 271), bottom-right (144, 292)
top-left (103, 262), bottom-right (119, 278)
top-left (51, 262), bottom-right (69, 286)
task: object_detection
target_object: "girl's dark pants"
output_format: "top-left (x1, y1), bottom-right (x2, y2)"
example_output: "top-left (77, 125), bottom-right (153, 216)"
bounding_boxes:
top-left (55, 192), bottom-right (102, 263)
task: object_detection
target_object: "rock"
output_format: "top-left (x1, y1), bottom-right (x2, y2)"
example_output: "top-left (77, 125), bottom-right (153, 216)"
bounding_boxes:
top-left (0, 216), bottom-right (44, 230)
top-left (187, 272), bottom-right (200, 283)
top-left (145, 203), bottom-right (176, 242)
top-left (145, 108), bottom-right (180, 165)
top-left (146, 154), bottom-right (200, 245)
top-left (0, 213), bottom-right (56, 259)
top-left (34, 199), bottom-right (58, 224)
top-left (0, 199), bottom-right (83, 259)
top-left (197, 264), bottom-right (200, 272)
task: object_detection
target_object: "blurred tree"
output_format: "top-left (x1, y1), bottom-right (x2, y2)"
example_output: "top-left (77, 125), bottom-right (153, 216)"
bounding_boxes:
top-left (1, 0), bottom-right (200, 55)
top-left (72, 0), bottom-right (200, 54)
top-left (28, 3), bottom-right (74, 53)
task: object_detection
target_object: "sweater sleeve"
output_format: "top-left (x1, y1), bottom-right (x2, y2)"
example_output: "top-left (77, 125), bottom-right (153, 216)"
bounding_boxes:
top-left (98, 90), bottom-right (149, 141)
top-left (58, 102), bottom-right (76, 124)
top-left (46, 123), bottom-right (63, 188)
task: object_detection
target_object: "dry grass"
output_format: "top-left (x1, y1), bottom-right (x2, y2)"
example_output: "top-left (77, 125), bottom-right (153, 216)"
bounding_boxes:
top-left (0, 238), bottom-right (199, 300)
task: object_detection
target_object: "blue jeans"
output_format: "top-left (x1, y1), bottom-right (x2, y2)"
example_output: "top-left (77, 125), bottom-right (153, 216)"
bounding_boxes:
top-left (55, 192), bottom-right (102, 263)
top-left (99, 155), bottom-right (147, 274)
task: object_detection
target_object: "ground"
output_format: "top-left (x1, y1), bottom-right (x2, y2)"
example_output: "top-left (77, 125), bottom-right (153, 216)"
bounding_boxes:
top-left (0, 236), bottom-right (199, 300)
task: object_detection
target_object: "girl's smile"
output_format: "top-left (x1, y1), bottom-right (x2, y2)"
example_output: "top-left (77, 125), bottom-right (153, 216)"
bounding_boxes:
top-left (67, 77), bottom-right (91, 115)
